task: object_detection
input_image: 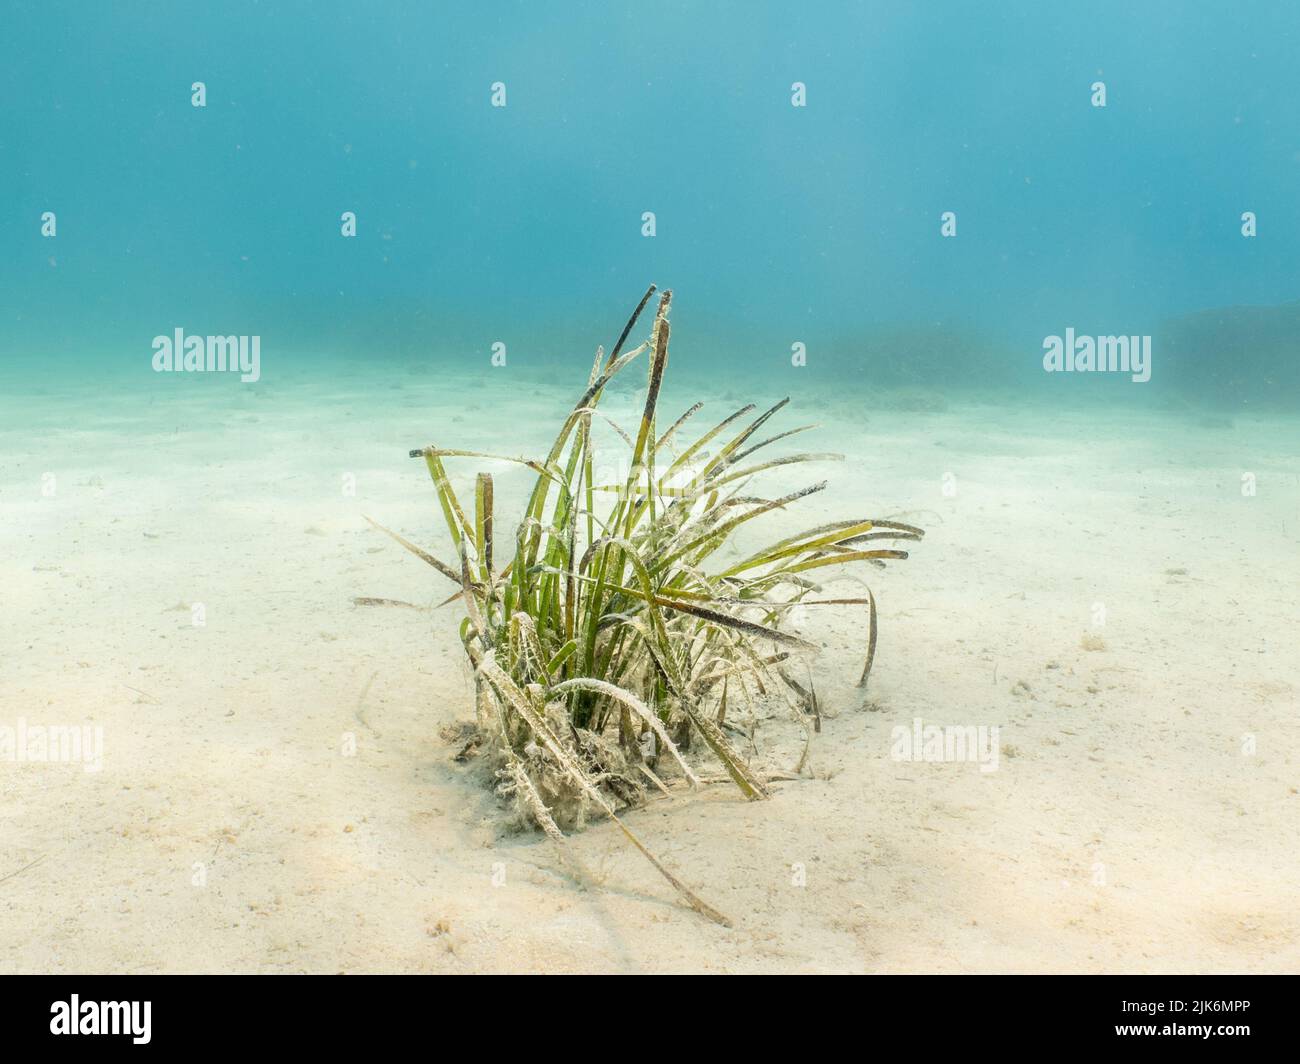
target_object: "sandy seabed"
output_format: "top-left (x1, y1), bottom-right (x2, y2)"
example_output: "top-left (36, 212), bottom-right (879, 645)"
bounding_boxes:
top-left (2, 360), bottom-right (1297, 973)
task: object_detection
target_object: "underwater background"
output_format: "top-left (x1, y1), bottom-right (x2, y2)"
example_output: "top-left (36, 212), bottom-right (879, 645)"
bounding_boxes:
top-left (3, 0), bottom-right (1299, 404)
top-left (5, 2), bottom-right (1300, 976)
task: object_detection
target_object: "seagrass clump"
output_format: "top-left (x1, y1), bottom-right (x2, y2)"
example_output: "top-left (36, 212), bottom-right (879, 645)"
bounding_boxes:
top-left (368, 285), bottom-right (922, 924)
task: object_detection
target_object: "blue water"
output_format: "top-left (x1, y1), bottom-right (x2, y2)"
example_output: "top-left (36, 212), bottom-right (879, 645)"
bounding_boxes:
top-left (3, 1), bottom-right (1298, 403)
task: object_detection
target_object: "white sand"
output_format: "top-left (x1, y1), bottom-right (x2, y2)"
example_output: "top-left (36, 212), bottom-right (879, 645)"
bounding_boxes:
top-left (2, 362), bottom-right (1297, 973)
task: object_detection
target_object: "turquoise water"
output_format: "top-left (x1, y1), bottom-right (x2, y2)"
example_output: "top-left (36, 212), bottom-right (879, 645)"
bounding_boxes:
top-left (3, 2), bottom-right (1298, 404)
